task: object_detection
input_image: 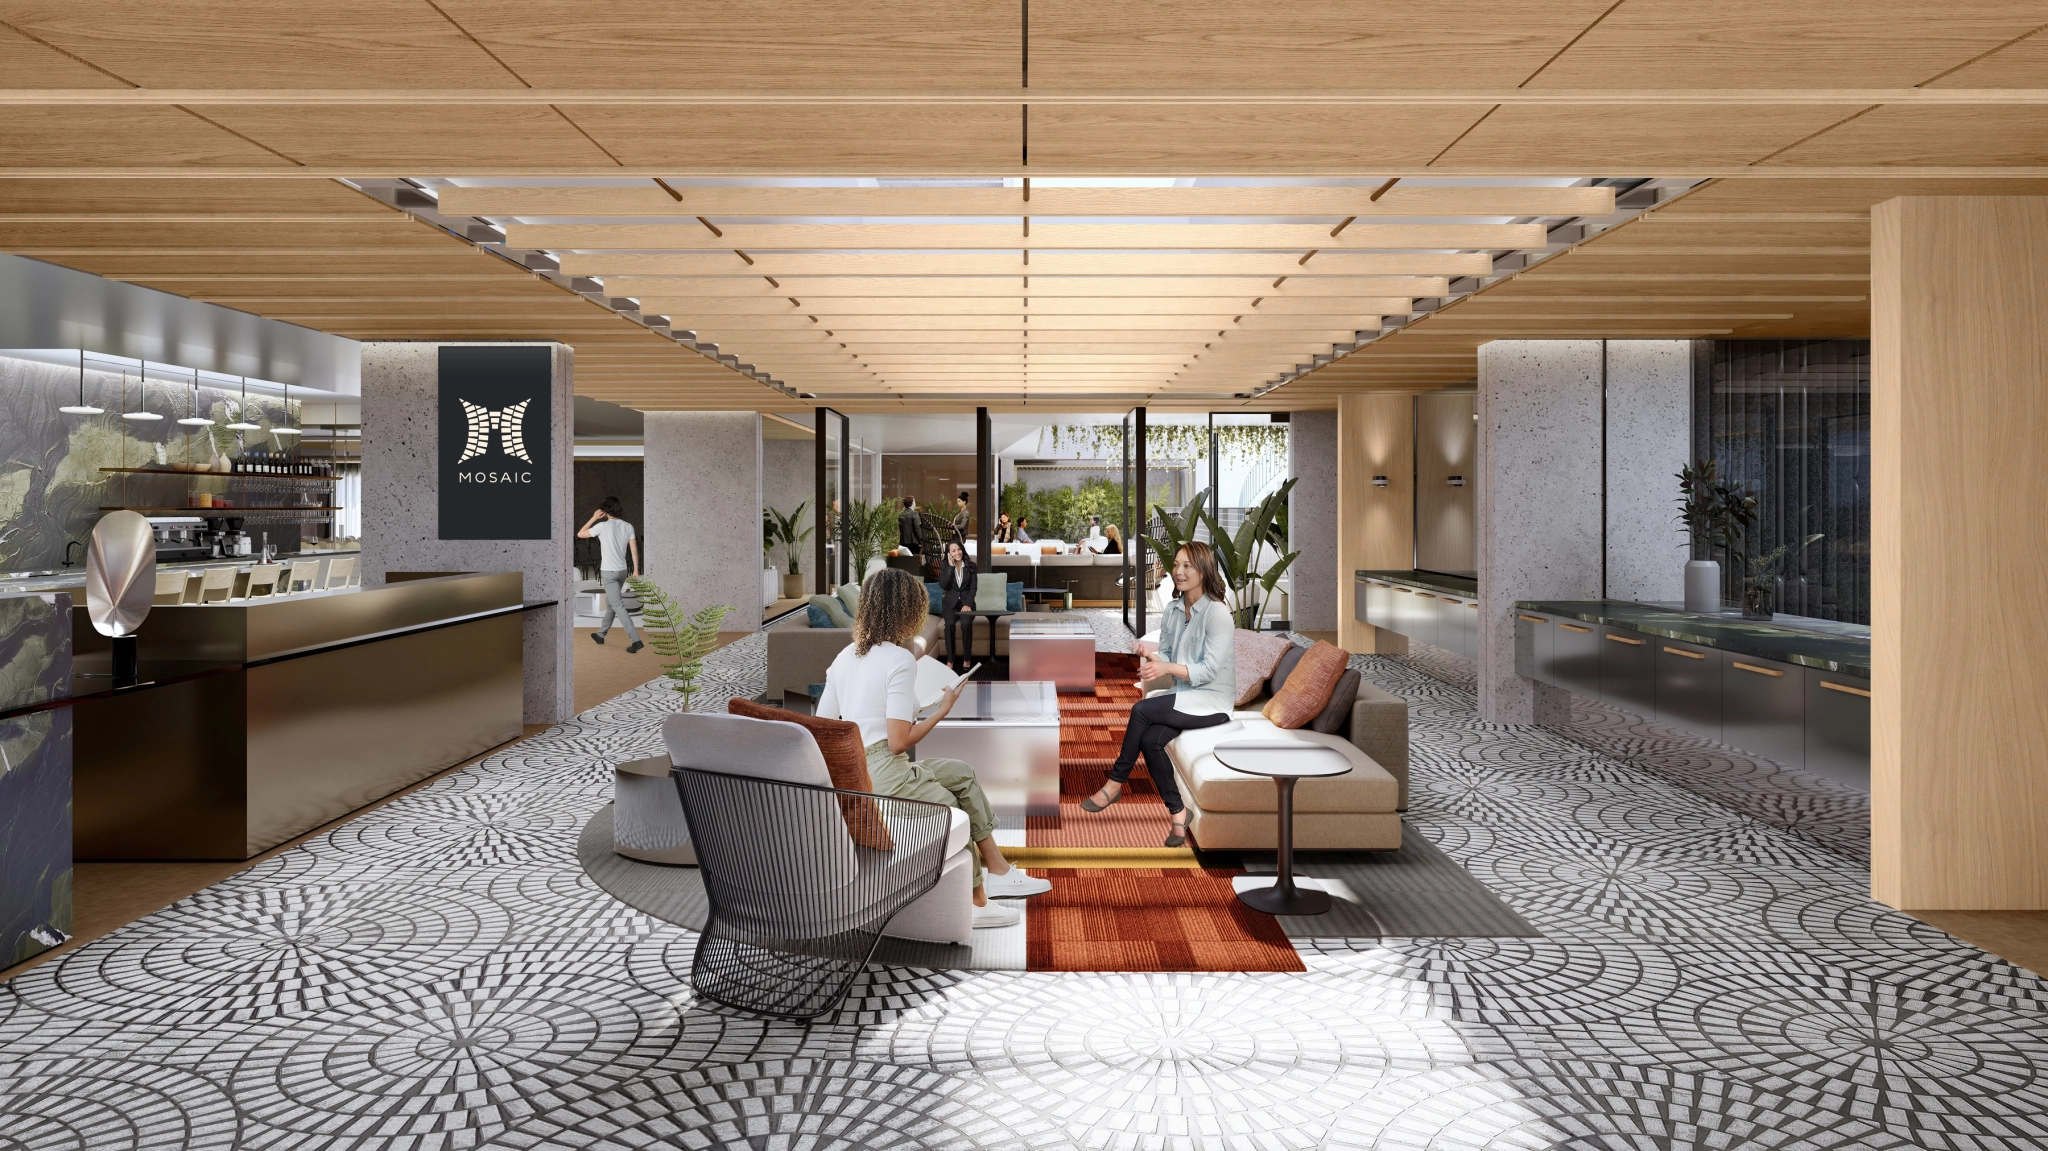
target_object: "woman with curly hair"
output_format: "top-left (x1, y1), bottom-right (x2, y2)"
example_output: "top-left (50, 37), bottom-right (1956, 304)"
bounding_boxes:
top-left (815, 567), bottom-right (1052, 928)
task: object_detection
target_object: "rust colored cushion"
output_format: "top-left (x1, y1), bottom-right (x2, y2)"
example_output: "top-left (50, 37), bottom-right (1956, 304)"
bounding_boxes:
top-left (1262, 641), bottom-right (1351, 729)
top-left (727, 697), bottom-right (894, 849)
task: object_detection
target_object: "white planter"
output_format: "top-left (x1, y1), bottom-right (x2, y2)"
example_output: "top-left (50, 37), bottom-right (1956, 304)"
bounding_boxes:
top-left (762, 568), bottom-right (779, 609)
top-left (1684, 559), bottom-right (1721, 613)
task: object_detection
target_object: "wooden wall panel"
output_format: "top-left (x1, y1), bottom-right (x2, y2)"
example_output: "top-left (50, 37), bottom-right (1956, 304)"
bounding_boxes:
top-left (1871, 195), bottom-right (2048, 910)
top-left (1336, 393), bottom-right (1414, 655)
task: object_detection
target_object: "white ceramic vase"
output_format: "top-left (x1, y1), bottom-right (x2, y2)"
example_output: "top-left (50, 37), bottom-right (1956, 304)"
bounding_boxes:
top-left (1683, 559), bottom-right (1721, 613)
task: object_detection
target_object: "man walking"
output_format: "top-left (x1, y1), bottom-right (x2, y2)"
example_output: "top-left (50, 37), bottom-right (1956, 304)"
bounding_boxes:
top-left (896, 495), bottom-right (925, 556)
top-left (578, 496), bottom-right (642, 653)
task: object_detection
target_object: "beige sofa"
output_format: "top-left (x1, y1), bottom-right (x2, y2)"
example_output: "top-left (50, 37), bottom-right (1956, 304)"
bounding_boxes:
top-left (1156, 645), bottom-right (1410, 851)
top-left (764, 612), bottom-right (944, 702)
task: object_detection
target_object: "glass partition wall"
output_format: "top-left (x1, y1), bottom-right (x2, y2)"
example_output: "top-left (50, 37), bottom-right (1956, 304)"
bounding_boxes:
top-left (814, 407), bottom-right (849, 592)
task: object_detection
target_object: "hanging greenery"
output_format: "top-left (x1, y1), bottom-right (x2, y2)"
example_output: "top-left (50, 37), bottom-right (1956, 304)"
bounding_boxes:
top-left (1042, 422), bottom-right (1289, 463)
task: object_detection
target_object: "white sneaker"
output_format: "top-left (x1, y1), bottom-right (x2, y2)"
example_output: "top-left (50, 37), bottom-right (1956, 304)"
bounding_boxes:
top-left (982, 869), bottom-right (1053, 898)
top-left (971, 902), bottom-right (1021, 929)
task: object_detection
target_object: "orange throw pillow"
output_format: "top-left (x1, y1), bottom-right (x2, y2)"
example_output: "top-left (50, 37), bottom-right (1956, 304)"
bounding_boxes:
top-left (1262, 641), bottom-right (1350, 729)
top-left (727, 698), bottom-right (894, 849)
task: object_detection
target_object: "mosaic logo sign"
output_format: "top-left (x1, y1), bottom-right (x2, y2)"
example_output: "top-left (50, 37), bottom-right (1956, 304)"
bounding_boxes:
top-left (438, 346), bottom-right (551, 540)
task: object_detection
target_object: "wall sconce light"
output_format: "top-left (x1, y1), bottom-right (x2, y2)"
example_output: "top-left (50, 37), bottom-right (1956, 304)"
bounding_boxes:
top-left (1447, 475), bottom-right (1466, 487)
top-left (1371, 475), bottom-right (1389, 487)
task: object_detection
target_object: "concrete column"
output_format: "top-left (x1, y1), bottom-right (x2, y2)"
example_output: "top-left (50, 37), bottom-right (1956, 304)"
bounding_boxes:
top-left (645, 412), bottom-right (764, 632)
top-left (1604, 340), bottom-right (1692, 603)
top-left (1336, 393), bottom-right (1413, 654)
top-left (1475, 341), bottom-right (1603, 724)
top-left (761, 435), bottom-right (813, 594)
top-left (359, 342), bottom-right (574, 725)
top-left (1871, 196), bottom-right (2048, 910)
top-left (1287, 409), bottom-right (1337, 633)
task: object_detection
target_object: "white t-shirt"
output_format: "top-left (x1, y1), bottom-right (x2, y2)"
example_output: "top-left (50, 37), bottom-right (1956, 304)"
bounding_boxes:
top-left (592, 518), bottom-right (635, 572)
top-left (814, 640), bottom-right (918, 750)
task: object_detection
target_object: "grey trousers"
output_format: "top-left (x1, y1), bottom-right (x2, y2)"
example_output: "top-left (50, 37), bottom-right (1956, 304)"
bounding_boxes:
top-left (597, 569), bottom-right (640, 640)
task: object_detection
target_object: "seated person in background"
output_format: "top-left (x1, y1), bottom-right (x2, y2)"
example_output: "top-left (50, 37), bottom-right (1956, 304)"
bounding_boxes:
top-left (1080, 541), bottom-right (1235, 848)
top-left (1015, 517), bottom-right (1036, 544)
top-left (951, 492), bottom-right (970, 545)
top-left (1101, 523), bottom-right (1124, 554)
top-left (939, 539), bottom-right (978, 670)
top-left (816, 567), bottom-right (1051, 928)
top-left (993, 512), bottom-right (1016, 543)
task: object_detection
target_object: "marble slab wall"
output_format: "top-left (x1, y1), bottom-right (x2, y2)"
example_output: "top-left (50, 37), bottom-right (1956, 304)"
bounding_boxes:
top-left (358, 342), bottom-right (574, 724)
top-left (645, 412), bottom-right (765, 632)
top-left (0, 593), bottom-right (72, 969)
top-left (1287, 410), bottom-right (1338, 632)
top-left (1476, 341), bottom-right (1604, 724)
top-left (0, 355), bottom-right (297, 572)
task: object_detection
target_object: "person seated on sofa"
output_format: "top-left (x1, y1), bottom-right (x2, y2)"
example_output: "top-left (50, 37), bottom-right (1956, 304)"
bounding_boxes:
top-left (939, 539), bottom-right (978, 670)
top-left (1080, 540), bottom-right (1235, 847)
top-left (1014, 517), bottom-right (1035, 544)
top-left (816, 567), bottom-right (1052, 928)
top-left (1100, 523), bottom-right (1123, 554)
top-left (993, 512), bottom-right (1015, 543)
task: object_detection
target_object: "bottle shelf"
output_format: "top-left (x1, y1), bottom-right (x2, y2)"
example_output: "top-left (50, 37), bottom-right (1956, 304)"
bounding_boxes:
top-left (100, 467), bottom-right (339, 483)
top-left (100, 506), bottom-right (339, 516)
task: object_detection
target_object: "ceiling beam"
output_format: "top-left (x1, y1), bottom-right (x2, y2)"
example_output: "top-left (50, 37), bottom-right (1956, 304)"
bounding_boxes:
top-left (558, 253), bottom-right (1485, 278)
top-left (636, 296), bottom-right (1414, 316)
top-left (508, 223), bottom-right (1547, 251)
top-left (596, 275), bottom-right (1458, 296)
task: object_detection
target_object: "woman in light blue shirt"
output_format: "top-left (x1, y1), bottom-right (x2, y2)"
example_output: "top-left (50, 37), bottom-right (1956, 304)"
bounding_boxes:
top-left (1080, 540), bottom-right (1235, 847)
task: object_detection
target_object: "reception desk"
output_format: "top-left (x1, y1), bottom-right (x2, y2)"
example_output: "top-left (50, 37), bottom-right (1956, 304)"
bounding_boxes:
top-left (65, 572), bottom-right (528, 859)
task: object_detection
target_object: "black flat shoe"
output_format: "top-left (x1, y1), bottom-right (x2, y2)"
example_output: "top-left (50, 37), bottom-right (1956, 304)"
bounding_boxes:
top-left (590, 633), bottom-right (605, 645)
top-left (626, 641), bottom-right (643, 653)
top-left (1163, 813), bottom-right (1190, 848)
top-left (1079, 785), bottom-right (1122, 813)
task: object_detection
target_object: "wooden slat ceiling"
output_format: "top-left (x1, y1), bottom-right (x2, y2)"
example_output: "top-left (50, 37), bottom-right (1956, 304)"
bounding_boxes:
top-left (0, 2), bottom-right (2045, 411)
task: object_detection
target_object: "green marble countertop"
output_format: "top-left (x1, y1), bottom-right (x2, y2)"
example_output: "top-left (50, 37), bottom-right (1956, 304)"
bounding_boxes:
top-left (1517, 599), bottom-right (1870, 677)
top-left (1358, 569), bottom-right (1479, 596)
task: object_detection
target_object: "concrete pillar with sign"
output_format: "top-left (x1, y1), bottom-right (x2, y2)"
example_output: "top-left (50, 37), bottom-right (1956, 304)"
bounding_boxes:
top-left (359, 341), bottom-right (574, 724)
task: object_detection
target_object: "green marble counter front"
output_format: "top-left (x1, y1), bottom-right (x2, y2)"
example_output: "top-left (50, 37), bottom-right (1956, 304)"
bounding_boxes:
top-left (1515, 599), bottom-right (1870, 678)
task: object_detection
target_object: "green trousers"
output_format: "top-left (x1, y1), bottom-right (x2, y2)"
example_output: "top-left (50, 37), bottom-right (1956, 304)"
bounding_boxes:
top-left (865, 740), bottom-right (998, 885)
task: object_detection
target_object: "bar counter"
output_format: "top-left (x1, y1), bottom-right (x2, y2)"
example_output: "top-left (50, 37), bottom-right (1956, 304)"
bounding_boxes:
top-left (61, 572), bottom-right (531, 860)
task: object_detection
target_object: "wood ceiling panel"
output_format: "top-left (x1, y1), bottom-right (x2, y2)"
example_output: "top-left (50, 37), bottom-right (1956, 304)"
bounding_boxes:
top-left (0, 220), bottom-right (430, 250)
top-left (81, 255), bottom-right (536, 278)
top-left (512, 221), bottom-right (1544, 251)
top-left (0, 23), bottom-right (133, 86)
top-left (1761, 107), bottom-right (2048, 168)
top-left (1433, 105), bottom-right (1860, 169)
top-left (7, 0), bottom-right (525, 88)
top-left (438, 184), bottom-right (1616, 218)
top-left (1924, 26), bottom-right (2048, 86)
top-left (693, 314), bottom-right (1356, 332)
top-left (1526, 0), bottom-right (2045, 88)
top-left (1027, 105), bottom-right (1483, 173)
top-left (562, 252), bottom-right (1473, 278)
top-left (562, 105), bottom-right (1019, 172)
top-left (0, 107), bottom-right (298, 168)
top-left (1622, 218), bottom-right (1871, 247)
top-left (638, 296), bottom-right (1410, 316)
top-left (197, 106), bottom-right (623, 168)
top-left (0, 177), bottom-right (393, 215)
top-left (1654, 178), bottom-right (2048, 213)
top-left (436, 0), bottom-right (1019, 89)
top-left (1027, 1), bottom-right (1617, 88)
top-left (598, 275), bottom-right (1457, 297)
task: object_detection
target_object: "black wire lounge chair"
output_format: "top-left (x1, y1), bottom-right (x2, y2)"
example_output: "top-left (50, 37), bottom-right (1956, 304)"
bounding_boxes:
top-left (674, 765), bottom-right (954, 1020)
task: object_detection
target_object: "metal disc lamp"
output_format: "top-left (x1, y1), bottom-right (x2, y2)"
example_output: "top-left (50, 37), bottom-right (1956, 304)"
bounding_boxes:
top-left (225, 375), bottom-right (261, 431)
top-left (58, 347), bottom-right (103, 415)
top-left (122, 363), bottom-right (162, 421)
top-left (176, 367), bottom-right (215, 427)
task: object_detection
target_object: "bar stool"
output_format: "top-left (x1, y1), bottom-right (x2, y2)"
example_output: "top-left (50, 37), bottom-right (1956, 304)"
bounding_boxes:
top-left (153, 570), bottom-right (188, 607)
top-left (198, 567), bottom-right (236, 603)
top-left (245, 563), bottom-right (283, 598)
top-left (324, 555), bottom-right (355, 589)
top-left (283, 559), bottom-right (320, 594)
top-left (180, 571), bottom-right (205, 604)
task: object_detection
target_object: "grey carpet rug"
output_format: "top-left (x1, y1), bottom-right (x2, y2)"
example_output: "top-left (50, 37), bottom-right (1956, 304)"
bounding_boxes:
top-left (1237, 822), bottom-right (1541, 940)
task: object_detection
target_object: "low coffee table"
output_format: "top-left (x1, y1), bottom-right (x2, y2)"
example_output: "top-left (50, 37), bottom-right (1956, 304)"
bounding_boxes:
top-left (1212, 741), bottom-right (1353, 915)
top-left (1007, 615), bottom-right (1095, 690)
top-left (916, 680), bottom-right (1059, 845)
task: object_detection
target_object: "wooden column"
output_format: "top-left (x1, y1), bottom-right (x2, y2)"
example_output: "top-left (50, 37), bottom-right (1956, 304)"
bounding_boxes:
top-left (1872, 196), bottom-right (2048, 910)
top-left (1336, 393), bottom-right (1413, 654)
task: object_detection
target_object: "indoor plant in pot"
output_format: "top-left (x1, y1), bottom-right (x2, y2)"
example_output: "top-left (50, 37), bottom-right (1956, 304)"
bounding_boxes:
top-left (764, 502), bottom-right (812, 600)
top-left (1740, 533), bottom-right (1824, 621)
top-left (1675, 460), bottom-right (1757, 613)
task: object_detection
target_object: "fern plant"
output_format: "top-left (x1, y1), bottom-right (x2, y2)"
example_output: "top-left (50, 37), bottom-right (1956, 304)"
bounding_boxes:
top-left (626, 576), bottom-right (731, 711)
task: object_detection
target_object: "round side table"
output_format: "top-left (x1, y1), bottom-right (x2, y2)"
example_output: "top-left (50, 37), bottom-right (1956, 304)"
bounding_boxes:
top-left (1212, 740), bottom-right (1353, 915)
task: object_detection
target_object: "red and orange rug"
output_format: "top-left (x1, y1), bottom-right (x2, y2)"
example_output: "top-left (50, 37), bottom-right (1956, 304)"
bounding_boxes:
top-left (1017, 651), bottom-right (1303, 972)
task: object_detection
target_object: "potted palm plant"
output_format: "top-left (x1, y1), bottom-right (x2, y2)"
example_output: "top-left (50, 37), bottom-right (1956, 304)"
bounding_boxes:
top-left (1142, 484), bottom-right (1301, 629)
top-left (846, 498), bottom-right (901, 581)
top-left (764, 502), bottom-right (813, 600)
top-left (1675, 460), bottom-right (1757, 613)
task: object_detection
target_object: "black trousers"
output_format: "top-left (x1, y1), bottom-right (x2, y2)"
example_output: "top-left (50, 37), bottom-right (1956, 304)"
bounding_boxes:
top-left (941, 596), bottom-right (974, 664)
top-left (1108, 693), bottom-right (1230, 815)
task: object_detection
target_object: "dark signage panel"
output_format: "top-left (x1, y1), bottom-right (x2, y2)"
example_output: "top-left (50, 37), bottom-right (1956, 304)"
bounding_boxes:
top-left (438, 345), bottom-right (552, 540)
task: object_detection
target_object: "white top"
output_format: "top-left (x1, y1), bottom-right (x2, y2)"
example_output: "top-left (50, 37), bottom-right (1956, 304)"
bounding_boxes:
top-left (1212, 741), bottom-right (1354, 778)
top-left (815, 640), bottom-right (919, 749)
top-left (591, 518), bottom-right (635, 572)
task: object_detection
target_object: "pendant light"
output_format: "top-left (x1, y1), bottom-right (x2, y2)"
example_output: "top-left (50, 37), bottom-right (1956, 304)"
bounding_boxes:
top-left (58, 347), bottom-right (103, 415)
top-left (224, 375), bottom-right (261, 431)
top-left (122, 363), bottom-right (162, 421)
top-left (176, 367), bottom-right (215, 427)
top-left (271, 380), bottom-right (300, 439)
